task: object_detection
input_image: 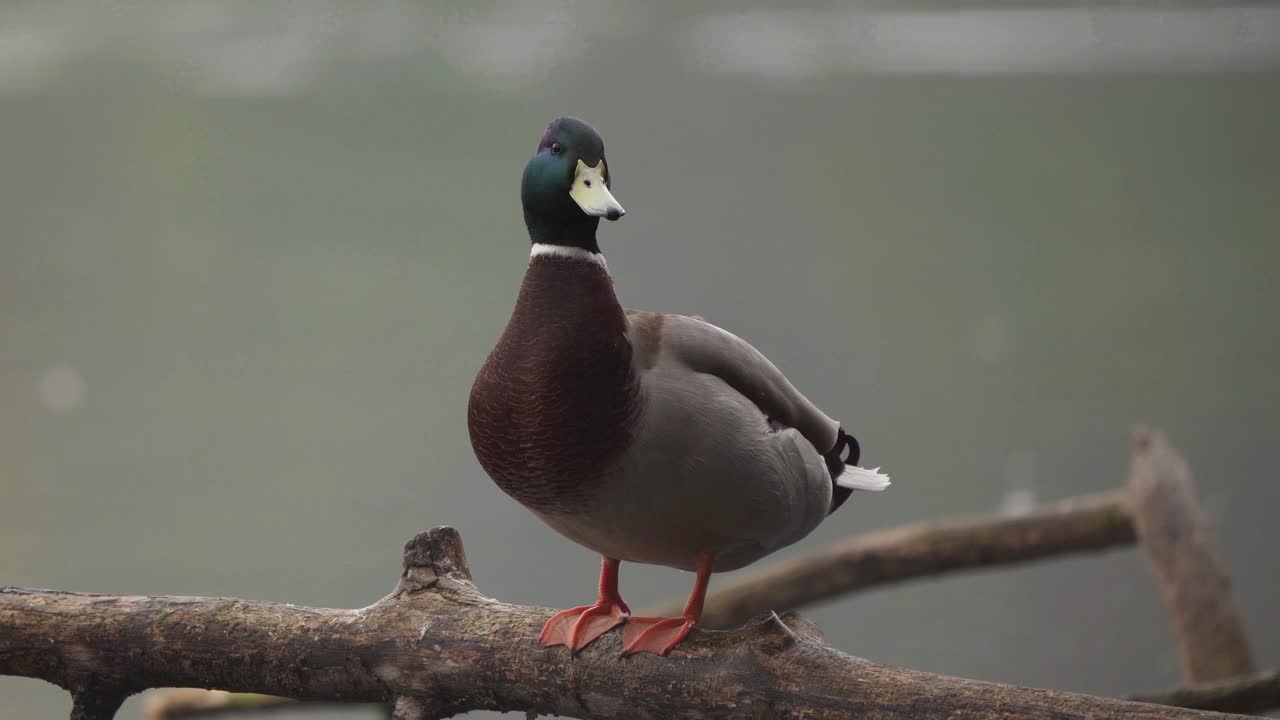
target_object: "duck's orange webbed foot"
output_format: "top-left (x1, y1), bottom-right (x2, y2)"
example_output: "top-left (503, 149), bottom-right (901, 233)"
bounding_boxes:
top-left (540, 600), bottom-right (629, 652)
top-left (539, 557), bottom-right (630, 654)
top-left (620, 551), bottom-right (715, 657)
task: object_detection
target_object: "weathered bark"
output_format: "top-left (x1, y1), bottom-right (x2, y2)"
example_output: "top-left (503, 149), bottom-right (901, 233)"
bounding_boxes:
top-left (71, 693), bottom-right (126, 720)
top-left (0, 528), bottom-right (1249, 720)
top-left (142, 669), bottom-right (1280, 720)
top-left (652, 491), bottom-right (1135, 627)
top-left (1127, 426), bottom-right (1255, 684)
top-left (1131, 669), bottom-right (1280, 715)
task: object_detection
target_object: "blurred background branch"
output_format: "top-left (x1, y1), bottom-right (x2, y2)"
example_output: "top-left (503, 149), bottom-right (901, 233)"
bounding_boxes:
top-left (1129, 670), bottom-right (1280, 716)
top-left (651, 426), bottom-right (1256, 687)
top-left (646, 490), bottom-right (1134, 627)
top-left (1127, 427), bottom-right (1255, 684)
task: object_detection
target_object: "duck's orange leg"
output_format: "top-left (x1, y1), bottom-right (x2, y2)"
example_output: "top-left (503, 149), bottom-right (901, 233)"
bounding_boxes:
top-left (621, 552), bottom-right (715, 657)
top-left (540, 556), bottom-right (630, 653)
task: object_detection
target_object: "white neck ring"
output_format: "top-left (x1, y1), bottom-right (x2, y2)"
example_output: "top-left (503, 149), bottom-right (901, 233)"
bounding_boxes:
top-left (530, 243), bottom-right (608, 270)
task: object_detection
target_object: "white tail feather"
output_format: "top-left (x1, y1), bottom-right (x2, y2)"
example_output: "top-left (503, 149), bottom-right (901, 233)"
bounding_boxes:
top-left (836, 466), bottom-right (891, 492)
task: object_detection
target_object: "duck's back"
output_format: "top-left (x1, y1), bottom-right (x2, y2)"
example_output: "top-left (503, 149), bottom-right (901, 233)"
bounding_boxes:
top-left (467, 255), bottom-right (639, 514)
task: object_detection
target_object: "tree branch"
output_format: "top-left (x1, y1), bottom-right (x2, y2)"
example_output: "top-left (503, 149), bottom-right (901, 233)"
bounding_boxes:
top-left (1131, 670), bottom-right (1280, 715)
top-left (71, 693), bottom-right (126, 720)
top-left (140, 671), bottom-right (1280, 720)
top-left (0, 528), bottom-right (1250, 720)
top-left (651, 425), bottom-right (1259, 698)
top-left (650, 490), bottom-right (1135, 627)
top-left (1127, 426), bottom-right (1255, 684)
top-left (139, 691), bottom-right (297, 720)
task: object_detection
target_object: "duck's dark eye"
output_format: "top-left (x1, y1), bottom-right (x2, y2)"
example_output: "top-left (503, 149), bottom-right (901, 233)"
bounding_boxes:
top-left (584, 179), bottom-right (592, 188)
top-left (551, 142), bottom-right (563, 155)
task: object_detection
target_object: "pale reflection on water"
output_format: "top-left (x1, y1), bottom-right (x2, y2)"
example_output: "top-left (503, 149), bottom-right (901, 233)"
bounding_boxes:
top-left (688, 6), bottom-right (1280, 77)
top-left (0, 1), bottom-right (628, 96)
top-left (3, 3), bottom-right (1278, 97)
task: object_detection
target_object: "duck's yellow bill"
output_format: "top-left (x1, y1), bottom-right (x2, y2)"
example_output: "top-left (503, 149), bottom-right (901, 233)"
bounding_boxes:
top-left (570, 159), bottom-right (625, 221)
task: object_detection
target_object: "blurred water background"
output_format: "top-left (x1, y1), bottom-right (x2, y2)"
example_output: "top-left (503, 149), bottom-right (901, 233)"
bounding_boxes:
top-left (2, 2), bottom-right (1278, 718)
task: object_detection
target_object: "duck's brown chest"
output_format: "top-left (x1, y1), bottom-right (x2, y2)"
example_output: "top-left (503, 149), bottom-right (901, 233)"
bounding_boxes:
top-left (467, 257), bottom-right (640, 514)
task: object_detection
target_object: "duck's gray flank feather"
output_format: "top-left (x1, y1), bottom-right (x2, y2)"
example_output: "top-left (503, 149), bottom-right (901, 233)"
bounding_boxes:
top-left (627, 312), bottom-right (841, 455)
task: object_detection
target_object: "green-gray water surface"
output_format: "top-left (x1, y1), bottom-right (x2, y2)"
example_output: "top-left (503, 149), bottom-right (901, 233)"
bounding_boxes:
top-left (2, 3), bottom-right (1278, 718)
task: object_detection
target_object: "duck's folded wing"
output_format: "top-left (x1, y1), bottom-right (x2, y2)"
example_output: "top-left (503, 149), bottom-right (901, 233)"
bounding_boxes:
top-left (630, 312), bottom-right (840, 454)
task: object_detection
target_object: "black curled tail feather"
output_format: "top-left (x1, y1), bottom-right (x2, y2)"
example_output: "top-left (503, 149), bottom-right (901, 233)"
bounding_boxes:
top-left (825, 428), bottom-right (860, 515)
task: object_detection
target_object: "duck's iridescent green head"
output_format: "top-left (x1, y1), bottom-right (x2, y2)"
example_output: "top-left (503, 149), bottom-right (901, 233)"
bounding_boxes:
top-left (522, 117), bottom-right (625, 253)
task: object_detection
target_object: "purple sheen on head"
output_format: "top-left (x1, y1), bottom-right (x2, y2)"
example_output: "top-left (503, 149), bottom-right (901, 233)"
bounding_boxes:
top-left (537, 119), bottom-right (563, 152)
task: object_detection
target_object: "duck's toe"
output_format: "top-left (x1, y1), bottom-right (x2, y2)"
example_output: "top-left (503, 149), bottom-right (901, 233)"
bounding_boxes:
top-left (620, 616), bottom-right (696, 657)
top-left (540, 601), bottom-right (629, 653)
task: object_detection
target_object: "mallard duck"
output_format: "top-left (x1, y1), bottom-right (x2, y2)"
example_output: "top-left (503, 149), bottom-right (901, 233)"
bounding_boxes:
top-left (467, 117), bottom-right (889, 657)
